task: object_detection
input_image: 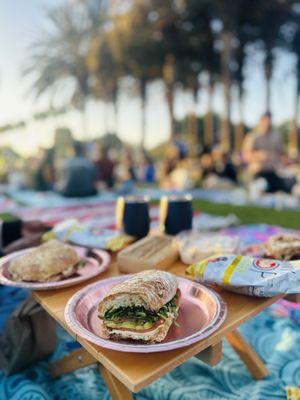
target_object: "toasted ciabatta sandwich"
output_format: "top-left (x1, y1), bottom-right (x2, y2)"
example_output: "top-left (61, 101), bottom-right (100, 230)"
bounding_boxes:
top-left (98, 270), bottom-right (179, 343)
top-left (264, 233), bottom-right (300, 260)
top-left (8, 239), bottom-right (81, 282)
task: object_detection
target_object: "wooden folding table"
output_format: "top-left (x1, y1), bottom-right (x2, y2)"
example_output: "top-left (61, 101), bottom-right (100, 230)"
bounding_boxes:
top-left (32, 257), bottom-right (282, 400)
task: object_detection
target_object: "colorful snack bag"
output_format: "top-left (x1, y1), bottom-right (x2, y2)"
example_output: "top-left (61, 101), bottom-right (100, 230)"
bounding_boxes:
top-left (186, 254), bottom-right (300, 297)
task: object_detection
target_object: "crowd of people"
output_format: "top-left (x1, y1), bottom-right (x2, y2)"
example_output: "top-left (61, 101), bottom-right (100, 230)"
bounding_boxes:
top-left (8, 141), bottom-right (156, 197)
top-left (4, 112), bottom-right (300, 199)
top-left (161, 112), bottom-right (300, 197)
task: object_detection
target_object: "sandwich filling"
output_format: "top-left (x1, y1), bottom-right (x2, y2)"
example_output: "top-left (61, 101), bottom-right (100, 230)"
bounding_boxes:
top-left (100, 291), bottom-right (179, 332)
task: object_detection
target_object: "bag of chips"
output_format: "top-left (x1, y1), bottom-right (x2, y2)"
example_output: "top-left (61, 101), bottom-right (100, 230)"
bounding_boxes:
top-left (186, 254), bottom-right (300, 297)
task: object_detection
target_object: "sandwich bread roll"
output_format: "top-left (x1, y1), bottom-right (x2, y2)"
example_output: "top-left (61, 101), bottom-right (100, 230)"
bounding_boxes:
top-left (98, 270), bottom-right (179, 343)
top-left (8, 239), bottom-right (80, 282)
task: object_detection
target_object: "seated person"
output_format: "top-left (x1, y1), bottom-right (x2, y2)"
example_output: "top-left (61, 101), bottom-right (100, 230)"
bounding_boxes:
top-left (212, 147), bottom-right (238, 183)
top-left (94, 147), bottom-right (115, 189)
top-left (115, 153), bottom-right (136, 195)
top-left (199, 151), bottom-right (216, 180)
top-left (160, 142), bottom-right (191, 190)
top-left (242, 112), bottom-right (294, 193)
top-left (58, 142), bottom-right (97, 197)
top-left (33, 149), bottom-right (55, 192)
top-left (141, 152), bottom-right (156, 183)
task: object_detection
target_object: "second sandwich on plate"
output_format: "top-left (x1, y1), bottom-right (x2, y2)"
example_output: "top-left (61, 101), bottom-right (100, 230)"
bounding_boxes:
top-left (98, 270), bottom-right (180, 343)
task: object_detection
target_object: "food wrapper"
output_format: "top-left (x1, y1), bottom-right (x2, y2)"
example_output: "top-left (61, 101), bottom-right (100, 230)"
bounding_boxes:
top-left (42, 219), bottom-right (133, 251)
top-left (175, 231), bottom-right (240, 264)
top-left (286, 386), bottom-right (300, 400)
top-left (186, 254), bottom-right (300, 297)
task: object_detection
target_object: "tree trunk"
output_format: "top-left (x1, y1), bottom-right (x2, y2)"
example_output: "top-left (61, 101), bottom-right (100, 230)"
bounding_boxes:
top-left (264, 50), bottom-right (272, 113)
top-left (103, 102), bottom-right (109, 135)
top-left (166, 84), bottom-right (175, 142)
top-left (189, 88), bottom-right (199, 156)
top-left (81, 103), bottom-right (89, 139)
top-left (265, 71), bottom-right (271, 114)
top-left (140, 78), bottom-right (147, 150)
top-left (204, 76), bottom-right (214, 148)
top-left (220, 31), bottom-right (232, 152)
top-left (112, 86), bottom-right (119, 138)
top-left (163, 55), bottom-right (176, 141)
top-left (289, 73), bottom-right (300, 158)
top-left (234, 83), bottom-right (245, 151)
top-left (113, 101), bottom-right (118, 138)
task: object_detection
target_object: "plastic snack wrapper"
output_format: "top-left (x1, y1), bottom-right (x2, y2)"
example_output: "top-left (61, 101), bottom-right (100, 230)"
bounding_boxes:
top-left (42, 219), bottom-right (133, 251)
top-left (175, 231), bottom-right (241, 264)
top-left (186, 254), bottom-right (300, 297)
top-left (286, 386), bottom-right (300, 400)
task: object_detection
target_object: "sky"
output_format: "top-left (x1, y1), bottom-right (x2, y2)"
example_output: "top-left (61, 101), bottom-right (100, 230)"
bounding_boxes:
top-left (0, 1), bottom-right (298, 156)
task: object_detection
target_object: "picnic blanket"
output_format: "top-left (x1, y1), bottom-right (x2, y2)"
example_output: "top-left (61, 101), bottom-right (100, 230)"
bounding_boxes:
top-left (13, 202), bottom-right (239, 229)
top-left (5, 186), bottom-right (300, 210)
top-left (0, 224), bottom-right (300, 399)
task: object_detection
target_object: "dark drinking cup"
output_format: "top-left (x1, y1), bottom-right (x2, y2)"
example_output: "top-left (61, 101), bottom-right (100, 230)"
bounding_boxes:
top-left (116, 195), bottom-right (150, 239)
top-left (160, 194), bottom-right (193, 235)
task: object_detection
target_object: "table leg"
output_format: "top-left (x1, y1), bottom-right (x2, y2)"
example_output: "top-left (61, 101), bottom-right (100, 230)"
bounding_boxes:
top-left (284, 293), bottom-right (300, 303)
top-left (195, 341), bottom-right (222, 366)
top-left (98, 364), bottom-right (133, 400)
top-left (49, 348), bottom-right (96, 378)
top-left (226, 330), bottom-right (268, 380)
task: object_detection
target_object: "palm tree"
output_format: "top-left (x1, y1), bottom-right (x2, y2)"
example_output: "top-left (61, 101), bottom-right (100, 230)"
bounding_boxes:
top-left (176, 0), bottom-right (215, 153)
top-left (253, 0), bottom-right (293, 112)
top-left (109, 0), bottom-right (164, 148)
top-left (204, 73), bottom-right (216, 147)
top-left (289, 25), bottom-right (300, 156)
top-left (213, 0), bottom-right (241, 152)
top-left (87, 32), bottom-right (121, 136)
top-left (233, 45), bottom-right (246, 151)
top-left (201, 25), bottom-right (220, 148)
top-left (149, 0), bottom-right (187, 142)
top-left (25, 4), bottom-right (92, 136)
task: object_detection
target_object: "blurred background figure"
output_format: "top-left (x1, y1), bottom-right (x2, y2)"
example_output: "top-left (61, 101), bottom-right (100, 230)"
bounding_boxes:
top-left (140, 152), bottom-right (156, 184)
top-left (33, 148), bottom-right (55, 192)
top-left (57, 142), bottom-right (97, 197)
top-left (211, 146), bottom-right (238, 184)
top-left (242, 112), bottom-right (295, 193)
top-left (94, 146), bottom-right (115, 189)
top-left (199, 148), bottom-right (215, 181)
top-left (160, 141), bottom-right (193, 190)
top-left (115, 150), bottom-right (137, 194)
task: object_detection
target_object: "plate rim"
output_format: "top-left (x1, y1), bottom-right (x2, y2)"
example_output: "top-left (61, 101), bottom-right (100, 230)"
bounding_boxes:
top-left (64, 274), bottom-right (227, 353)
top-left (0, 246), bottom-right (111, 290)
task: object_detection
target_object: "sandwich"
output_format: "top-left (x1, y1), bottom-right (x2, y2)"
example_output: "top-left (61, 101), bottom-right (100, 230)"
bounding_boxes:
top-left (264, 233), bottom-right (300, 260)
top-left (8, 239), bottom-right (81, 282)
top-left (98, 270), bottom-right (179, 343)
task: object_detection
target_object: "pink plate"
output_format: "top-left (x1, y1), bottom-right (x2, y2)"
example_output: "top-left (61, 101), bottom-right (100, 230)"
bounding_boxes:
top-left (65, 275), bottom-right (227, 353)
top-left (0, 247), bottom-right (111, 291)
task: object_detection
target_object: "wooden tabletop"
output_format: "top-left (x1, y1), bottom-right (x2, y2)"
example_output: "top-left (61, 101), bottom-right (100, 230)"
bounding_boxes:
top-left (32, 256), bottom-right (281, 393)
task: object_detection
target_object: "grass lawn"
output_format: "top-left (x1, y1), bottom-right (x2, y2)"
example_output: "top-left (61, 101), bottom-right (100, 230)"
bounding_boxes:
top-left (0, 213), bottom-right (20, 222)
top-left (193, 199), bottom-right (300, 230)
